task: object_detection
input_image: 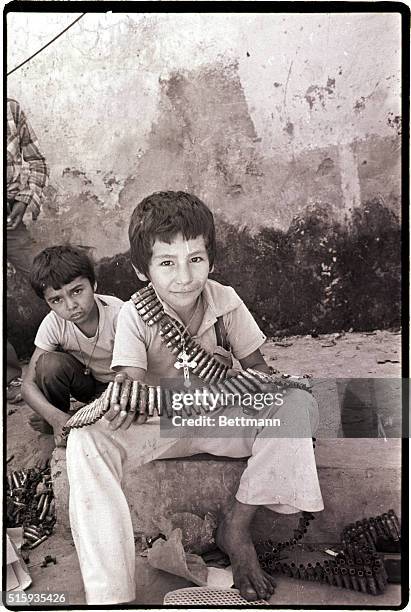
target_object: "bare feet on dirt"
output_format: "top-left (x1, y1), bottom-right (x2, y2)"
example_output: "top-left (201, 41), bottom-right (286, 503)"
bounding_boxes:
top-left (215, 501), bottom-right (276, 601)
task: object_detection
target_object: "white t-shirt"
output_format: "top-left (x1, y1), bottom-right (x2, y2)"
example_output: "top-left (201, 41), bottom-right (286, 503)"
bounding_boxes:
top-left (111, 280), bottom-right (266, 386)
top-left (35, 294), bottom-right (123, 383)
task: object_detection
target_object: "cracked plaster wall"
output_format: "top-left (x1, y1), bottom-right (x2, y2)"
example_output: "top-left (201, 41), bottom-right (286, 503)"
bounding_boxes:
top-left (8, 12), bottom-right (401, 256)
top-left (7, 12), bottom-right (402, 351)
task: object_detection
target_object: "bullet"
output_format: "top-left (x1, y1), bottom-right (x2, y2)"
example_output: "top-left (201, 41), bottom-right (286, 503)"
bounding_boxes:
top-left (48, 499), bottom-right (56, 517)
top-left (192, 353), bottom-right (211, 374)
top-left (247, 368), bottom-right (272, 384)
top-left (203, 362), bottom-right (220, 383)
top-left (130, 381), bottom-right (139, 413)
top-left (227, 376), bottom-right (250, 396)
top-left (233, 373), bottom-right (255, 393)
top-left (147, 310), bottom-right (164, 325)
top-left (388, 509), bottom-right (401, 533)
top-left (37, 493), bottom-right (46, 511)
top-left (102, 382), bottom-right (114, 413)
top-left (24, 532), bottom-right (38, 543)
top-left (376, 517), bottom-right (390, 539)
top-left (365, 569), bottom-right (378, 595)
top-left (111, 378), bottom-right (122, 406)
top-left (241, 370), bottom-right (265, 391)
top-left (306, 563), bottom-right (315, 581)
top-left (373, 564), bottom-right (387, 592)
top-left (333, 567), bottom-right (343, 587)
top-left (188, 346), bottom-right (205, 364)
top-left (367, 522), bottom-right (378, 544)
top-left (167, 342), bottom-right (182, 355)
top-left (182, 394), bottom-right (193, 416)
top-left (12, 472), bottom-right (21, 489)
top-left (25, 526), bottom-right (41, 536)
top-left (197, 387), bottom-right (211, 412)
top-left (139, 385), bottom-right (148, 414)
top-left (159, 321), bottom-right (174, 335)
top-left (357, 570), bottom-right (367, 593)
top-left (314, 562), bottom-right (324, 582)
top-left (223, 378), bottom-right (243, 397)
top-left (164, 389), bottom-right (173, 418)
top-left (217, 366), bottom-right (229, 382)
top-left (290, 563), bottom-right (300, 578)
top-left (384, 516), bottom-right (400, 541)
top-left (141, 302), bottom-right (163, 320)
top-left (282, 563), bottom-right (293, 577)
top-left (324, 567), bottom-right (333, 585)
top-left (29, 535), bottom-right (48, 549)
top-left (137, 297), bottom-right (158, 315)
top-left (155, 386), bottom-right (163, 416)
top-left (39, 498), bottom-right (50, 522)
top-left (340, 567), bottom-right (350, 589)
top-left (299, 564), bottom-right (307, 580)
top-left (120, 379), bottom-right (132, 411)
top-left (148, 386), bottom-right (156, 417)
top-left (198, 358), bottom-right (216, 379)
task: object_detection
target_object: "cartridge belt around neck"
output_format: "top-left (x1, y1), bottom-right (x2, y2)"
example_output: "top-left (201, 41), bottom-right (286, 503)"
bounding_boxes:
top-left (130, 283), bottom-right (230, 384)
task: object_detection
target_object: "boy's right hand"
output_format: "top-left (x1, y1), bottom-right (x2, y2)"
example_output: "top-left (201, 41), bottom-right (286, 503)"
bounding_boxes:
top-left (104, 373), bottom-right (148, 430)
top-left (50, 412), bottom-right (71, 447)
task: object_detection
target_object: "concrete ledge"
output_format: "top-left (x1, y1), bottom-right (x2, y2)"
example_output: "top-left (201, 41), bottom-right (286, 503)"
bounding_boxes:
top-left (52, 439), bottom-right (401, 543)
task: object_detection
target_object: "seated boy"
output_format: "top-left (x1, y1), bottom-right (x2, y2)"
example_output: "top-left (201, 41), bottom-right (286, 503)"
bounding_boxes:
top-left (22, 245), bottom-right (123, 444)
top-left (66, 192), bottom-right (323, 604)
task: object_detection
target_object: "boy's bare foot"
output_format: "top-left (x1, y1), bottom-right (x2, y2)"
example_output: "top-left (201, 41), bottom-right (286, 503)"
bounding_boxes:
top-left (29, 414), bottom-right (54, 434)
top-left (215, 500), bottom-right (276, 601)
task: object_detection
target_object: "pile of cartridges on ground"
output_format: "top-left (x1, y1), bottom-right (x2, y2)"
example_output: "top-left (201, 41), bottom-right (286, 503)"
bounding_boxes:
top-left (256, 510), bottom-right (400, 595)
top-left (6, 459), bottom-right (56, 550)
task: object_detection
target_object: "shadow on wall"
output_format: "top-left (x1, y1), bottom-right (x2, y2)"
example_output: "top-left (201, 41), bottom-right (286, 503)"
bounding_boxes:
top-left (7, 198), bottom-right (401, 358)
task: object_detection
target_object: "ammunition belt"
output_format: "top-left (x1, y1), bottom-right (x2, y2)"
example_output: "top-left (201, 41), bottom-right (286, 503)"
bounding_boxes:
top-left (62, 367), bottom-right (312, 434)
top-left (131, 284), bottom-right (230, 383)
top-left (256, 509), bottom-right (400, 595)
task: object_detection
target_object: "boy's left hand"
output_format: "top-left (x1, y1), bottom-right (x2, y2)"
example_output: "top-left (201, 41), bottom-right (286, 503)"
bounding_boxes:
top-left (104, 373), bottom-right (147, 430)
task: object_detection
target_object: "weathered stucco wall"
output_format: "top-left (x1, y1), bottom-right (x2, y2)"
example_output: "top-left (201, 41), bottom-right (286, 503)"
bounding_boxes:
top-left (6, 11), bottom-right (402, 354)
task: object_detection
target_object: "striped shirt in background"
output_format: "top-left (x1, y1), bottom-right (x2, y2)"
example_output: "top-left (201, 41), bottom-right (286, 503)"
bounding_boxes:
top-left (7, 98), bottom-right (49, 220)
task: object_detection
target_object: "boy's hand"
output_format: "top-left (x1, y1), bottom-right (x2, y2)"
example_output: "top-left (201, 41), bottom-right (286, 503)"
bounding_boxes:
top-left (7, 201), bottom-right (27, 230)
top-left (104, 373), bottom-right (147, 430)
top-left (50, 412), bottom-right (71, 447)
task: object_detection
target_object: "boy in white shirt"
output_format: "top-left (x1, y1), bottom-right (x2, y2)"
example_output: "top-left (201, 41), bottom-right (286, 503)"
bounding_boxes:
top-left (66, 192), bottom-right (323, 604)
top-left (22, 245), bottom-right (123, 444)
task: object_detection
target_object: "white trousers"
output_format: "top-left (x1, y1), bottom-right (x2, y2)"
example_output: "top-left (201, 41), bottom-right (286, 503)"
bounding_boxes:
top-left (66, 388), bottom-right (324, 604)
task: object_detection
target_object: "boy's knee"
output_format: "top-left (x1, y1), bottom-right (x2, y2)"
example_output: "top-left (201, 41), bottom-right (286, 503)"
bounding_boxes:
top-left (277, 388), bottom-right (319, 434)
top-left (35, 352), bottom-right (74, 382)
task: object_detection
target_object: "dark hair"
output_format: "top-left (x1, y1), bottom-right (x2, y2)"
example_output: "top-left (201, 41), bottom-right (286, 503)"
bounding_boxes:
top-left (30, 245), bottom-right (96, 299)
top-left (128, 191), bottom-right (216, 277)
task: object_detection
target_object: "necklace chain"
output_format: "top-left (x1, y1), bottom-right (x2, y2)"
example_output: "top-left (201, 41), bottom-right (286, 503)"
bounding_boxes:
top-left (72, 319), bottom-right (100, 376)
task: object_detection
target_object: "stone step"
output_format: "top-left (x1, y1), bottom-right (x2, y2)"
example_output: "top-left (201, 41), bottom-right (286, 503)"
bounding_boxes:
top-left (52, 438), bottom-right (401, 543)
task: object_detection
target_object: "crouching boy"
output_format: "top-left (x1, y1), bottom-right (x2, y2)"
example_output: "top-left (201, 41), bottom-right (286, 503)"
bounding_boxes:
top-left (22, 245), bottom-right (123, 444)
top-left (66, 192), bottom-right (323, 604)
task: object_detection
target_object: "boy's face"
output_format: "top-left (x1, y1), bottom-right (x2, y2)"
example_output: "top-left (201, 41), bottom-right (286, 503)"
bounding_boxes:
top-left (137, 233), bottom-right (210, 315)
top-left (43, 277), bottom-right (97, 325)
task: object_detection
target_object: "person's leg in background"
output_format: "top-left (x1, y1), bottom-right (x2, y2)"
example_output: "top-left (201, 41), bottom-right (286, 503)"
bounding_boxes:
top-left (6, 217), bottom-right (39, 402)
top-left (30, 352), bottom-right (106, 434)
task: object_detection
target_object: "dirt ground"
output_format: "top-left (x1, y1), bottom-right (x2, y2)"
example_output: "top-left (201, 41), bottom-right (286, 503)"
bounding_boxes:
top-left (5, 329), bottom-right (402, 606)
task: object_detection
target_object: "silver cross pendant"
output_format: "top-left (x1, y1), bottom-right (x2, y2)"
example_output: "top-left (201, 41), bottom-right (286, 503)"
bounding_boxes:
top-left (174, 350), bottom-right (197, 388)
